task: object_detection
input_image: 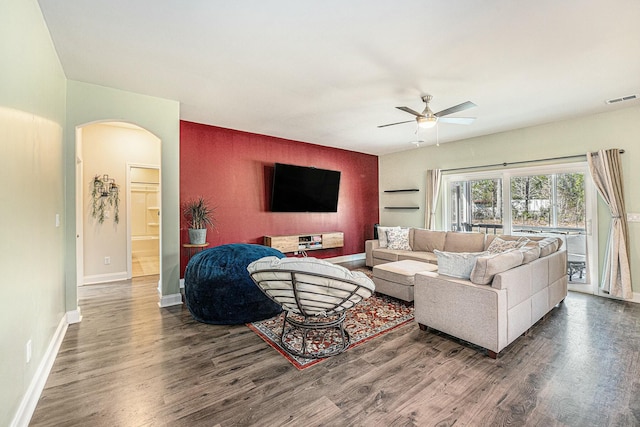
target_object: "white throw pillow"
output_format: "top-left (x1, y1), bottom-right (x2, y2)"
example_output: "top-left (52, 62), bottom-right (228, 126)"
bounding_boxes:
top-left (386, 228), bottom-right (411, 251)
top-left (377, 226), bottom-right (400, 248)
top-left (434, 250), bottom-right (489, 279)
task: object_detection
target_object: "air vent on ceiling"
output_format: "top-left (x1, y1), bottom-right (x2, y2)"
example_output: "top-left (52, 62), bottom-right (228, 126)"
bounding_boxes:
top-left (606, 94), bottom-right (638, 104)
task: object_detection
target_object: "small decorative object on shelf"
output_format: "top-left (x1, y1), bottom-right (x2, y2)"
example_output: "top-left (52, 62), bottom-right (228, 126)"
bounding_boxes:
top-left (91, 174), bottom-right (120, 224)
top-left (183, 196), bottom-right (216, 244)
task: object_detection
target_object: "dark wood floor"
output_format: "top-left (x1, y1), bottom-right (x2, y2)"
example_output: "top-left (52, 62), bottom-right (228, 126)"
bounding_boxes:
top-left (31, 272), bottom-right (640, 426)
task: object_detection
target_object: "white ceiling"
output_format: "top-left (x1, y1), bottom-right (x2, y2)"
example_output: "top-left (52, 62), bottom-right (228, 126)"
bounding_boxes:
top-left (38, 0), bottom-right (640, 155)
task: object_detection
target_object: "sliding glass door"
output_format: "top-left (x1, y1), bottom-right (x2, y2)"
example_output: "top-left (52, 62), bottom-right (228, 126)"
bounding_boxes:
top-left (449, 178), bottom-right (503, 234)
top-left (444, 163), bottom-right (597, 294)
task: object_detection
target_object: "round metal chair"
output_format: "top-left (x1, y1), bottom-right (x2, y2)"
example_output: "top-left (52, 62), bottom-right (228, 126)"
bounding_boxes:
top-left (247, 257), bottom-right (375, 359)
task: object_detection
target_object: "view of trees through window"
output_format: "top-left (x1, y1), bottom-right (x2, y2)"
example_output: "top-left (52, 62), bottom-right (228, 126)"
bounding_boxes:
top-left (511, 173), bottom-right (585, 229)
top-left (450, 172), bottom-right (585, 231)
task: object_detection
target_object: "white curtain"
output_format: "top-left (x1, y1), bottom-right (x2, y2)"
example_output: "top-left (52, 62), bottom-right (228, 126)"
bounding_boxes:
top-left (425, 169), bottom-right (442, 230)
top-left (587, 149), bottom-right (632, 299)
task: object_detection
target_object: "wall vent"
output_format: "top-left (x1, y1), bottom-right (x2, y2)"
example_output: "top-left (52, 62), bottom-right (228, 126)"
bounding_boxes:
top-left (606, 94), bottom-right (638, 104)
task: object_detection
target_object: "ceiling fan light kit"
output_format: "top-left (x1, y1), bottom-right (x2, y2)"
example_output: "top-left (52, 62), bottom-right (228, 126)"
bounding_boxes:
top-left (417, 116), bottom-right (438, 128)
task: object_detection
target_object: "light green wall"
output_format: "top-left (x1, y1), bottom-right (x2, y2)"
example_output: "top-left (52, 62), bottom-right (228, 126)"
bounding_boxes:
top-left (65, 81), bottom-right (181, 309)
top-left (1, 2), bottom-right (180, 423)
top-left (0, 0), bottom-right (67, 425)
top-left (379, 105), bottom-right (640, 293)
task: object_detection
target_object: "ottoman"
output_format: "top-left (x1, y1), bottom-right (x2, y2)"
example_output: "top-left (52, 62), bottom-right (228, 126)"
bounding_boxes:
top-left (184, 243), bottom-right (285, 325)
top-left (372, 260), bottom-right (438, 301)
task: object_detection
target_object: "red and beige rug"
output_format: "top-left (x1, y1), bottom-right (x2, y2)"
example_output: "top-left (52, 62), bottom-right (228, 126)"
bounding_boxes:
top-left (248, 293), bottom-right (414, 370)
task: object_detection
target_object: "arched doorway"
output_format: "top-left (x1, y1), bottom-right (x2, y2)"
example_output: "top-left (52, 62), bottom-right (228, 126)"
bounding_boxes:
top-left (76, 121), bottom-right (161, 285)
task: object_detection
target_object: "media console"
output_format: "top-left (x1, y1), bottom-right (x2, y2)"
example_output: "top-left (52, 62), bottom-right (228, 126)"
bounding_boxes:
top-left (264, 232), bottom-right (344, 254)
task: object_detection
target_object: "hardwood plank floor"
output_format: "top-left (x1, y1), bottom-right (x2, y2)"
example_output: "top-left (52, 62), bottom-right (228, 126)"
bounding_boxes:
top-left (30, 273), bottom-right (640, 426)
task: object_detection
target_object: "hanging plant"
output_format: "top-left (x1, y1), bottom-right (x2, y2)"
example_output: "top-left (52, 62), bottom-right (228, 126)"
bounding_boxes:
top-left (91, 174), bottom-right (120, 224)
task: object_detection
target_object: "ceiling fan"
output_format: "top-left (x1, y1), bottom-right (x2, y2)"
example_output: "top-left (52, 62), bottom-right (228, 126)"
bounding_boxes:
top-left (378, 95), bottom-right (477, 129)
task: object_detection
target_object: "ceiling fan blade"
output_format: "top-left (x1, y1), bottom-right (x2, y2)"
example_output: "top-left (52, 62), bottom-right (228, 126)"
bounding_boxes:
top-left (396, 106), bottom-right (423, 117)
top-left (438, 117), bottom-right (476, 125)
top-left (377, 120), bottom-right (415, 128)
top-left (435, 101), bottom-right (477, 117)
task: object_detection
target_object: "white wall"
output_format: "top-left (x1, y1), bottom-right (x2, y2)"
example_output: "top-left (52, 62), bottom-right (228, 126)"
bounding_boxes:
top-left (379, 105), bottom-right (640, 293)
top-left (81, 123), bottom-right (160, 283)
top-left (0, 0), bottom-right (67, 425)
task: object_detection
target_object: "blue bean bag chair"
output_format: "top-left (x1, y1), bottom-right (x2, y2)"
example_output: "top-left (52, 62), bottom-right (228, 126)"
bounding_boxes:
top-left (184, 243), bottom-right (285, 324)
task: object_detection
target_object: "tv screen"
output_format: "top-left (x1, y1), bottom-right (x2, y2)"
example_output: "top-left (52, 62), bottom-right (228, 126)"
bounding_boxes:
top-left (271, 163), bottom-right (341, 212)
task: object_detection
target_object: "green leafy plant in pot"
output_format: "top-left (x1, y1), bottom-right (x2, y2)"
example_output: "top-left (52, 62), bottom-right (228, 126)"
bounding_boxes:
top-left (183, 196), bottom-right (215, 244)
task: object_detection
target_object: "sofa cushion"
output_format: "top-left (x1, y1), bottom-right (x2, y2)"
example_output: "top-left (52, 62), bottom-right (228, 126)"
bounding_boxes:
top-left (538, 237), bottom-right (560, 257)
top-left (398, 251), bottom-right (438, 265)
top-left (410, 228), bottom-right (446, 252)
top-left (373, 260), bottom-right (437, 286)
top-left (387, 228), bottom-right (411, 250)
top-left (519, 241), bottom-right (541, 263)
top-left (470, 249), bottom-right (525, 285)
top-left (434, 250), bottom-right (488, 279)
top-left (444, 232), bottom-right (486, 253)
top-left (377, 226), bottom-right (401, 248)
top-left (372, 248), bottom-right (401, 262)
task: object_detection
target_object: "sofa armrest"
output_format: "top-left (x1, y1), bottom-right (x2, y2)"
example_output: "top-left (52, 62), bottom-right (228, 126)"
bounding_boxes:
top-left (365, 240), bottom-right (380, 267)
top-left (414, 272), bottom-right (508, 353)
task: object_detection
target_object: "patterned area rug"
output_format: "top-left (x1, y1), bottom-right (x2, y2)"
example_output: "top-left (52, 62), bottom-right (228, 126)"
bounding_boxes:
top-left (248, 293), bottom-right (414, 370)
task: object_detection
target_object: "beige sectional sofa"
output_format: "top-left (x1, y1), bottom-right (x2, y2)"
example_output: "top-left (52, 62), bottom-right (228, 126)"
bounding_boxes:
top-left (366, 227), bottom-right (486, 267)
top-left (365, 227), bottom-right (568, 358)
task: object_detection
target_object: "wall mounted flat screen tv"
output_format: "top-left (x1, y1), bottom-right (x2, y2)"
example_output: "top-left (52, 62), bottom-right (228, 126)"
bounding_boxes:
top-left (271, 163), bottom-right (341, 212)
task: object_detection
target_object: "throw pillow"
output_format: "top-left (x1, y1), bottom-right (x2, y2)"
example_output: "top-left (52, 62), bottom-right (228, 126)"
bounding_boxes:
top-left (386, 228), bottom-right (411, 251)
top-left (470, 249), bottom-right (525, 285)
top-left (486, 236), bottom-right (529, 254)
top-left (434, 250), bottom-right (488, 279)
top-left (377, 226), bottom-right (400, 248)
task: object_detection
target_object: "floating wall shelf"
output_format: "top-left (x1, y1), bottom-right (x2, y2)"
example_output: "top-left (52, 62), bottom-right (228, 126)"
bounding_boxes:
top-left (384, 206), bottom-right (420, 210)
top-left (384, 189), bottom-right (419, 193)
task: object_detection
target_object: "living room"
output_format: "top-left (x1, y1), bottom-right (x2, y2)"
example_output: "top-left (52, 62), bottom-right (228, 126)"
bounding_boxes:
top-left (2, 1), bottom-right (639, 426)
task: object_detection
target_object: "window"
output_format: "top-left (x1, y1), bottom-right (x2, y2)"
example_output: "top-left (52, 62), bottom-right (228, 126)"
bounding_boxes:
top-left (511, 172), bottom-right (585, 232)
top-left (449, 178), bottom-right (503, 233)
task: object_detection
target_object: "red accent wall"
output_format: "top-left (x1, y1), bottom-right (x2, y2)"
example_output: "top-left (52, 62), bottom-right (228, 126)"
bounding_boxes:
top-left (180, 121), bottom-right (379, 276)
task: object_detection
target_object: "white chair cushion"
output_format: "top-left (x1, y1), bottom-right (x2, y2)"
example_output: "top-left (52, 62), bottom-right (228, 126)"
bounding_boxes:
top-left (247, 257), bottom-right (375, 316)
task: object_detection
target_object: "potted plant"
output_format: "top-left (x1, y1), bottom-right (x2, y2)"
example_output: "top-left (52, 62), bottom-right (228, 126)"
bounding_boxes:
top-left (183, 196), bottom-right (215, 244)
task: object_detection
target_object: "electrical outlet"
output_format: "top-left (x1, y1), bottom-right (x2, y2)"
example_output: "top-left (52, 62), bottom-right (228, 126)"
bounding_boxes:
top-left (104, 256), bottom-right (111, 265)
top-left (55, 213), bottom-right (60, 227)
top-left (627, 213), bottom-right (640, 223)
top-left (26, 339), bottom-right (32, 364)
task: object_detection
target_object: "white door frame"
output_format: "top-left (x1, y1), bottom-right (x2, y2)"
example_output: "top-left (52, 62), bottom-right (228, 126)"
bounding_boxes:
top-left (127, 163), bottom-right (161, 278)
top-left (75, 128), bottom-right (84, 287)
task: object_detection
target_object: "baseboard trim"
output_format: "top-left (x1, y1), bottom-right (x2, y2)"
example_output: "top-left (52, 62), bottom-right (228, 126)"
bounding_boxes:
top-left (11, 315), bottom-right (68, 427)
top-left (325, 253), bottom-right (366, 264)
top-left (83, 271), bottom-right (129, 285)
top-left (66, 307), bottom-right (82, 324)
top-left (158, 292), bottom-right (182, 308)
